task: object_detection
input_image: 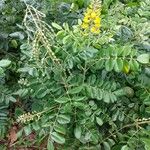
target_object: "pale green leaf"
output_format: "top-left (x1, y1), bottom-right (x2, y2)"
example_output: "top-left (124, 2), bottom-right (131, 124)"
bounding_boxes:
top-left (121, 145), bottom-right (129, 150)
top-left (51, 132), bottom-right (65, 144)
top-left (142, 138), bottom-right (150, 150)
top-left (114, 59), bottom-right (123, 72)
top-left (55, 97), bottom-right (70, 104)
top-left (52, 22), bottom-right (62, 30)
top-left (96, 117), bottom-right (103, 126)
top-left (57, 114), bottom-right (71, 124)
top-left (24, 125), bottom-right (32, 136)
top-left (105, 59), bottom-right (115, 71)
top-left (74, 125), bottom-right (82, 139)
top-left (0, 67), bottom-right (4, 75)
top-left (0, 59), bottom-right (11, 67)
top-left (54, 124), bottom-right (66, 135)
top-left (103, 141), bottom-right (111, 150)
top-left (47, 141), bottom-right (54, 150)
top-left (68, 86), bottom-right (83, 94)
top-left (137, 54), bottom-right (149, 64)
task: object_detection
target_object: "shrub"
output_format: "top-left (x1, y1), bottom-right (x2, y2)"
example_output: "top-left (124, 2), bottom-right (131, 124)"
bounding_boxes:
top-left (2, 0), bottom-right (150, 149)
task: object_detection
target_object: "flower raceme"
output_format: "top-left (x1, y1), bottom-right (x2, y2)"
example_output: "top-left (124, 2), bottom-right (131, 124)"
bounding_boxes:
top-left (81, 0), bottom-right (101, 34)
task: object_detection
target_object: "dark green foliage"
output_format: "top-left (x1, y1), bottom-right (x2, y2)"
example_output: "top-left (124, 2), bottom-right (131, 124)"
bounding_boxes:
top-left (0, 0), bottom-right (150, 149)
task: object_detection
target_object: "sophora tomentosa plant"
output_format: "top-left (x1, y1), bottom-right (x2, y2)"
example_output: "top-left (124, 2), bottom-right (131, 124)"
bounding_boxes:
top-left (16, 0), bottom-right (150, 149)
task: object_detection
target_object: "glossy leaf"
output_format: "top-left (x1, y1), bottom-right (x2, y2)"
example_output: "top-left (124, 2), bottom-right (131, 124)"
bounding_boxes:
top-left (52, 22), bottom-right (62, 30)
top-left (57, 114), bottom-right (71, 124)
top-left (55, 97), bottom-right (70, 104)
top-left (137, 54), bottom-right (149, 64)
top-left (51, 132), bottom-right (65, 144)
top-left (0, 59), bottom-right (11, 68)
top-left (74, 125), bottom-right (82, 139)
top-left (47, 141), bottom-right (54, 150)
top-left (96, 117), bottom-right (103, 126)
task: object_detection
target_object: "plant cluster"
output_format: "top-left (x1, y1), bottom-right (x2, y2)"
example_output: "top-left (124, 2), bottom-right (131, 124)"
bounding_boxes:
top-left (0, 0), bottom-right (150, 149)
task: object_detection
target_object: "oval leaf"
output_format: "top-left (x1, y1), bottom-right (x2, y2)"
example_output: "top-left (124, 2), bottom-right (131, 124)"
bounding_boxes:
top-left (47, 141), bottom-right (54, 150)
top-left (54, 124), bottom-right (66, 135)
top-left (68, 86), bottom-right (83, 94)
top-left (137, 54), bottom-right (149, 64)
top-left (103, 141), bottom-right (111, 150)
top-left (0, 59), bottom-right (11, 67)
top-left (57, 114), bottom-right (71, 124)
top-left (96, 117), bottom-right (103, 126)
top-left (74, 125), bottom-right (82, 139)
top-left (121, 145), bottom-right (129, 150)
top-left (51, 132), bottom-right (65, 144)
top-left (55, 97), bottom-right (70, 104)
top-left (52, 22), bottom-right (62, 30)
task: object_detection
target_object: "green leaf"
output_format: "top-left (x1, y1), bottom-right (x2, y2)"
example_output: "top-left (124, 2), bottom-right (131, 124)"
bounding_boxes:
top-left (68, 86), bottom-right (83, 94)
top-left (141, 138), bottom-right (150, 150)
top-left (137, 54), bottom-right (149, 64)
top-left (72, 102), bottom-right (86, 110)
top-left (0, 67), bottom-right (4, 76)
top-left (24, 125), bottom-right (32, 136)
top-left (103, 141), bottom-right (111, 150)
top-left (74, 96), bottom-right (87, 102)
top-left (123, 47), bottom-right (131, 56)
top-left (52, 22), bottom-right (62, 30)
top-left (17, 129), bottom-right (23, 138)
top-left (105, 59), bottom-right (115, 71)
top-left (74, 125), bottom-right (82, 139)
top-left (114, 59), bottom-right (123, 72)
top-left (63, 35), bottom-right (71, 45)
top-left (47, 141), bottom-right (54, 150)
top-left (107, 139), bottom-right (115, 146)
top-left (79, 47), bottom-right (98, 60)
top-left (129, 60), bottom-right (139, 71)
top-left (8, 96), bottom-right (16, 102)
top-left (9, 32), bottom-right (24, 40)
top-left (32, 122), bottom-right (40, 131)
top-left (95, 59), bottom-right (104, 69)
top-left (36, 88), bottom-right (49, 99)
top-left (90, 132), bottom-right (99, 144)
top-left (118, 111), bottom-right (125, 121)
top-left (0, 59), bottom-right (11, 67)
top-left (110, 93), bottom-right (117, 102)
top-left (146, 107), bottom-right (150, 113)
top-left (55, 97), bottom-right (70, 104)
top-left (51, 132), bottom-right (65, 144)
top-left (96, 117), bottom-right (103, 126)
top-left (11, 39), bottom-right (18, 48)
top-left (54, 124), bottom-right (66, 135)
top-left (121, 145), bottom-right (129, 150)
top-left (13, 89), bottom-right (29, 97)
top-left (103, 92), bottom-right (110, 103)
top-left (57, 114), bottom-right (71, 124)
top-left (56, 30), bottom-right (66, 40)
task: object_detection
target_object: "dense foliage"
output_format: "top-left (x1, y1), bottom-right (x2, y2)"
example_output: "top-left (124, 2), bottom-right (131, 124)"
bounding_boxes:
top-left (0, 0), bottom-right (150, 149)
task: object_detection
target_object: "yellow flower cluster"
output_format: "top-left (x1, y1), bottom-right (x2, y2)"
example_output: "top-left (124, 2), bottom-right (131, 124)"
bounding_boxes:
top-left (81, 0), bottom-right (101, 34)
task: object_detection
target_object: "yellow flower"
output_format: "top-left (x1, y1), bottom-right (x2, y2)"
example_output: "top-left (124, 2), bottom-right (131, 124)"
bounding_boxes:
top-left (86, 8), bottom-right (92, 14)
top-left (94, 30), bottom-right (100, 34)
top-left (83, 17), bottom-right (90, 23)
top-left (90, 12), bottom-right (97, 19)
top-left (81, 23), bottom-right (89, 29)
top-left (90, 27), bottom-right (100, 34)
top-left (94, 17), bottom-right (101, 24)
top-left (80, 0), bottom-right (102, 35)
top-left (94, 23), bottom-right (101, 28)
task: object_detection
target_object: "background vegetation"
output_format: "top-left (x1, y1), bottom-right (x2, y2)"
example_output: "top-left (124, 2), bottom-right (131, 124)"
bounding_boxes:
top-left (0, 0), bottom-right (150, 149)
